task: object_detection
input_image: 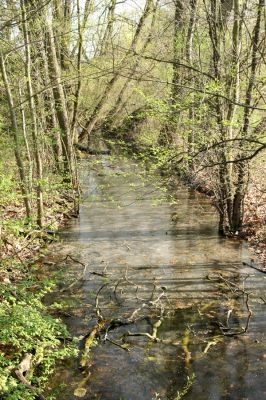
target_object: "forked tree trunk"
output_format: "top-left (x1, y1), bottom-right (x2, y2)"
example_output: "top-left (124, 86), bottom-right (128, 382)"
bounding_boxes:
top-left (205, 0), bottom-right (233, 233)
top-left (231, 0), bottom-right (264, 232)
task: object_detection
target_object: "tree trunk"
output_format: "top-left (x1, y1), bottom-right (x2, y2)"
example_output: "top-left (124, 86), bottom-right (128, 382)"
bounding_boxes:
top-left (21, 0), bottom-right (44, 227)
top-left (97, 0), bottom-right (117, 56)
top-left (0, 51), bottom-right (31, 218)
top-left (18, 82), bottom-right (33, 189)
top-left (231, 0), bottom-right (264, 232)
top-left (46, 17), bottom-right (75, 184)
top-left (158, 0), bottom-right (184, 145)
top-left (71, 0), bottom-right (83, 139)
top-left (186, 0), bottom-right (197, 163)
top-left (102, 0), bottom-right (158, 130)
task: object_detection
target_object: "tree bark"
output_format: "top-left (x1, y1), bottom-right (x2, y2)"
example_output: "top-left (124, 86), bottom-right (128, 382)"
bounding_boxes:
top-left (46, 16), bottom-right (75, 184)
top-left (102, 0), bottom-right (158, 129)
top-left (231, 0), bottom-right (264, 232)
top-left (21, 0), bottom-right (44, 227)
top-left (158, 0), bottom-right (185, 145)
top-left (186, 0), bottom-right (198, 163)
top-left (0, 51), bottom-right (31, 218)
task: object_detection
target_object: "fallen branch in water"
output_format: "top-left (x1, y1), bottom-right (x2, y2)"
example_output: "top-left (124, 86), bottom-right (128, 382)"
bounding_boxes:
top-left (63, 254), bottom-right (86, 267)
top-left (106, 337), bottom-right (130, 351)
top-left (95, 282), bottom-right (109, 320)
top-left (209, 273), bottom-right (253, 337)
top-left (59, 254), bottom-right (109, 293)
top-left (152, 318), bottom-right (163, 339)
top-left (221, 292), bottom-right (252, 337)
top-left (60, 263), bottom-right (87, 292)
top-left (243, 261), bottom-right (266, 275)
top-left (127, 303), bottom-right (147, 321)
top-left (174, 373), bottom-right (196, 400)
top-left (122, 331), bottom-right (180, 346)
top-left (123, 331), bottom-right (160, 342)
top-left (80, 319), bottom-right (107, 368)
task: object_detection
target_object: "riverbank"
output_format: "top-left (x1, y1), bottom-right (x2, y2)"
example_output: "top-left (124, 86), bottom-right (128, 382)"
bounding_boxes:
top-left (0, 169), bottom-right (79, 399)
top-left (116, 140), bottom-right (266, 272)
top-left (177, 157), bottom-right (266, 272)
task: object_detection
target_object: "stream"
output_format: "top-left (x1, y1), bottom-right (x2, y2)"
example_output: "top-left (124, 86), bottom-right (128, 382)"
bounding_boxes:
top-left (44, 156), bottom-right (266, 400)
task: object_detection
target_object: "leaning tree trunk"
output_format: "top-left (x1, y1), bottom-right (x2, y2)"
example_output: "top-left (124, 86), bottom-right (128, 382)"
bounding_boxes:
top-left (79, 0), bottom-right (154, 142)
top-left (102, 0), bottom-right (158, 131)
top-left (71, 0), bottom-right (83, 138)
top-left (46, 17), bottom-right (76, 185)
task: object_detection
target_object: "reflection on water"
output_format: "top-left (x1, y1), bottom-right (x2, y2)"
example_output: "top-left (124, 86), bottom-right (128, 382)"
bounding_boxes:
top-left (46, 157), bottom-right (266, 400)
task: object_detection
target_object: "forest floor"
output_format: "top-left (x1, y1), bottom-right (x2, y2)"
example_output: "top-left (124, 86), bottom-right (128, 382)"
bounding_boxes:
top-left (0, 183), bottom-right (77, 277)
top-left (243, 161), bottom-right (266, 270)
top-left (0, 167), bottom-right (79, 398)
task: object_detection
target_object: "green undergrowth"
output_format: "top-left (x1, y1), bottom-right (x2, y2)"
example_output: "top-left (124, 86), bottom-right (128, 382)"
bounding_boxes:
top-left (0, 159), bottom-right (79, 399)
top-left (0, 280), bottom-right (77, 400)
top-left (0, 275), bottom-right (78, 400)
top-left (0, 272), bottom-right (78, 400)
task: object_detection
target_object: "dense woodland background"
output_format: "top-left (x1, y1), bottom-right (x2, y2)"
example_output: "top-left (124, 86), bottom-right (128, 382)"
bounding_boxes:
top-left (0, 0), bottom-right (265, 398)
top-left (0, 0), bottom-right (265, 233)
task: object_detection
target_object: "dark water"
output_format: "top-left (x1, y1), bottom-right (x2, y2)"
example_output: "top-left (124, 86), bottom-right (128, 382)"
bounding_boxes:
top-left (45, 157), bottom-right (266, 400)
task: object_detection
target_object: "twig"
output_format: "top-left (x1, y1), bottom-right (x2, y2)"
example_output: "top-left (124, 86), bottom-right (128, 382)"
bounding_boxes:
top-left (106, 337), bottom-right (130, 352)
top-left (214, 274), bottom-right (253, 336)
top-left (95, 282), bottom-right (109, 320)
top-left (64, 254), bottom-right (86, 267)
top-left (122, 241), bottom-right (131, 251)
top-left (128, 303), bottom-right (147, 321)
top-left (123, 331), bottom-right (160, 342)
top-left (91, 271), bottom-right (107, 277)
top-left (122, 331), bottom-right (180, 346)
top-left (243, 261), bottom-right (266, 275)
top-left (59, 263), bottom-right (87, 292)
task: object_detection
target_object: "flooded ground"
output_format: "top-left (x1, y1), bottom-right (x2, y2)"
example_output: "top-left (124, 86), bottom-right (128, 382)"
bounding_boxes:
top-left (45, 156), bottom-right (266, 400)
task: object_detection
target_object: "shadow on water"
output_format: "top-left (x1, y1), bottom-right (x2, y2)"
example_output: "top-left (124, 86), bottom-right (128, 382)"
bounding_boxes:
top-left (44, 157), bottom-right (266, 400)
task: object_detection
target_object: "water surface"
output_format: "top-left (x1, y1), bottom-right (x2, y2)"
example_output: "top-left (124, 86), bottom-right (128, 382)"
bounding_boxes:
top-left (46, 157), bottom-right (265, 400)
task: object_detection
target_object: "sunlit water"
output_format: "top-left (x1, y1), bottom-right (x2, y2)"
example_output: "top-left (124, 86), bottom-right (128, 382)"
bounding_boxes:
top-left (44, 157), bottom-right (266, 400)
